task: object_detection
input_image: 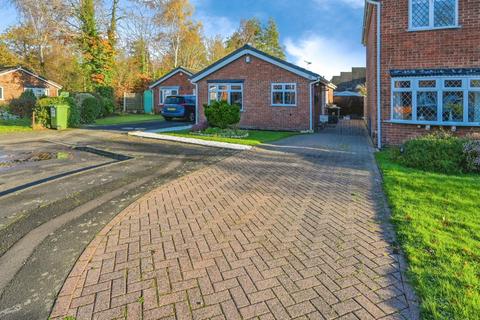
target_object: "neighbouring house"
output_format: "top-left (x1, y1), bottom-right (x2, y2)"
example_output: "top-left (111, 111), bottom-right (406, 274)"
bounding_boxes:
top-left (191, 44), bottom-right (335, 131)
top-left (0, 66), bottom-right (62, 104)
top-left (363, 0), bottom-right (480, 147)
top-left (331, 67), bottom-right (366, 118)
top-left (148, 67), bottom-right (195, 113)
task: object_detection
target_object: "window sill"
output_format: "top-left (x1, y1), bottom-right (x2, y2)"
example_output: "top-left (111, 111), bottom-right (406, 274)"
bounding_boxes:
top-left (271, 105), bottom-right (297, 108)
top-left (387, 120), bottom-right (480, 127)
top-left (407, 25), bottom-right (461, 32)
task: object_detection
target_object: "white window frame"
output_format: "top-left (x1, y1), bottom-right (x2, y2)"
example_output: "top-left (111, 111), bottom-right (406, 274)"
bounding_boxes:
top-left (271, 83), bottom-right (297, 107)
top-left (159, 86), bottom-right (179, 104)
top-left (390, 76), bottom-right (480, 126)
top-left (0, 86), bottom-right (4, 100)
top-left (409, 0), bottom-right (459, 31)
top-left (24, 87), bottom-right (49, 98)
top-left (208, 83), bottom-right (244, 111)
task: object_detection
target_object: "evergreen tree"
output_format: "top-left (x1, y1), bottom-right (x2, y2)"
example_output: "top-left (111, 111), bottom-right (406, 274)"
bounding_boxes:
top-left (78, 0), bottom-right (113, 89)
top-left (226, 17), bottom-right (285, 60)
top-left (261, 18), bottom-right (285, 60)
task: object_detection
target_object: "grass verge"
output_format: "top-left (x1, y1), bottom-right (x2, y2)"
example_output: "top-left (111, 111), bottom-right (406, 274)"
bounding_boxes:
top-left (376, 151), bottom-right (480, 319)
top-left (161, 130), bottom-right (300, 146)
top-left (93, 114), bottom-right (164, 126)
top-left (0, 118), bottom-right (32, 134)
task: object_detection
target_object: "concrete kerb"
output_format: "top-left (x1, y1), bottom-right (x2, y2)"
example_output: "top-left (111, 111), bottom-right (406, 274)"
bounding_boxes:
top-left (128, 131), bottom-right (253, 151)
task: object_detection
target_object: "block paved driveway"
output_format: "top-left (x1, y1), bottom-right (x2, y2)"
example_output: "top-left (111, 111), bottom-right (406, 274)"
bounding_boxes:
top-left (51, 120), bottom-right (418, 320)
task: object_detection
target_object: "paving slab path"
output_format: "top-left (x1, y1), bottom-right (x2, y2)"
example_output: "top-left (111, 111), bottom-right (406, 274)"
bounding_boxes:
top-left (51, 120), bottom-right (419, 320)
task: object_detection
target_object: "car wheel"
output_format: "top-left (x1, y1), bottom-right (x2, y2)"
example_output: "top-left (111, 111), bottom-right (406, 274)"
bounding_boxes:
top-left (187, 112), bottom-right (195, 122)
top-left (164, 117), bottom-right (172, 121)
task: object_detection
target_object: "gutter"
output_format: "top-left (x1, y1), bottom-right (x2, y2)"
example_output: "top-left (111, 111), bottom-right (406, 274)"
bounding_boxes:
top-left (366, 0), bottom-right (382, 149)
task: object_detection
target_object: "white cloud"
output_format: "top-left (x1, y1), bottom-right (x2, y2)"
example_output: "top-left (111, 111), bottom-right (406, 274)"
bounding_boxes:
top-left (314, 0), bottom-right (364, 9)
top-left (285, 35), bottom-right (365, 80)
top-left (194, 13), bottom-right (236, 40)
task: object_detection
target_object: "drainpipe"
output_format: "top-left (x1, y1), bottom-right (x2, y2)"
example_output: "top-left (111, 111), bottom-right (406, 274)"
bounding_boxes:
top-left (366, 0), bottom-right (382, 149)
top-left (309, 81), bottom-right (315, 131)
top-left (194, 83), bottom-right (199, 125)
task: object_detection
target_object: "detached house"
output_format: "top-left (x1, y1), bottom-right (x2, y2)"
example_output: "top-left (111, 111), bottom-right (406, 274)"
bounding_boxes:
top-left (148, 67), bottom-right (195, 113)
top-left (191, 45), bottom-right (335, 131)
top-left (363, 0), bottom-right (480, 147)
top-left (0, 66), bottom-right (62, 103)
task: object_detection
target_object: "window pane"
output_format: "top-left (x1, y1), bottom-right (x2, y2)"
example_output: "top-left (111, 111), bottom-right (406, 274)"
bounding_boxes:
top-left (230, 85), bottom-right (242, 91)
top-left (272, 92), bottom-right (283, 105)
top-left (394, 80), bottom-right (411, 88)
top-left (443, 91), bottom-right (464, 122)
top-left (218, 85), bottom-right (227, 91)
top-left (209, 91), bottom-right (217, 102)
top-left (468, 92), bottom-right (480, 122)
top-left (209, 85), bottom-right (217, 91)
top-left (470, 80), bottom-right (480, 88)
top-left (393, 92), bottom-right (413, 120)
top-left (284, 92), bottom-right (296, 105)
top-left (217, 91), bottom-right (228, 101)
top-left (411, 0), bottom-right (430, 28)
top-left (272, 84), bottom-right (283, 90)
top-left (285, 84), bottom-right (295, 90)
top-left (445, 79), bottom-right (462, 88)
top-left (419, 80), bottom-right (436, 88)
top-left (230, 91), bottom-right (242, 109)
top-left (434, 0), bottom-right (456, 27)
top-left (417, 91), bottom-right (438, 121)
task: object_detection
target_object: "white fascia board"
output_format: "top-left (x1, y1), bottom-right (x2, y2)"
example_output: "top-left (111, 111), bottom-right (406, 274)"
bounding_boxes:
top-left (191, 49), bottom-right (319, 83)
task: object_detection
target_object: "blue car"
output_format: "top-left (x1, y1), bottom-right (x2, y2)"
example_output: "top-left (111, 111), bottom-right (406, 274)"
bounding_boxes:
top-left (161, 95), bottom-right (196, 122)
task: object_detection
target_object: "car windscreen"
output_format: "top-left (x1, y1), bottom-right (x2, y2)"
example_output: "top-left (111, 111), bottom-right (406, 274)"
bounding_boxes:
top-left (164, 96), bottom-right (184, 104)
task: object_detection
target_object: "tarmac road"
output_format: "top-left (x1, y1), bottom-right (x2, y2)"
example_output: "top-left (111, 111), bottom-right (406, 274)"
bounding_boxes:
top-left (0, 129), bottom-right (236, 320)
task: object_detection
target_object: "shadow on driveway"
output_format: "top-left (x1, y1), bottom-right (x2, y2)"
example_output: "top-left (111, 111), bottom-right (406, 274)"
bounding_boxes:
top-left (84, 120), bottom-right (191, 132)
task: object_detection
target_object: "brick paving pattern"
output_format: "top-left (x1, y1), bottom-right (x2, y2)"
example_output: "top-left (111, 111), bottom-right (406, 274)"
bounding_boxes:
top-left (51, 120), bottom-right (418, 320)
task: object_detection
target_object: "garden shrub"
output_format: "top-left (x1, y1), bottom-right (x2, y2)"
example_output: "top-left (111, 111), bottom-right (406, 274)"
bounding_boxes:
top-left (73, 93), bottom-right (96, 111)
top-left (81, 97), bottom-right (102, 124)
top-left (9, 90), bottom-right (37, 118)
top-left (204, 100), bottom-right (241, 129)
top-left (34, 96), bottom-right (80, 128)
top-left (100, 97), bottom-right (115, 117)
top-left (399, 132), bottom-right (467, 174)
top-left (95, 86), bottom-right (115, 100)
top-left (464, 140), bottom-right (480, 172)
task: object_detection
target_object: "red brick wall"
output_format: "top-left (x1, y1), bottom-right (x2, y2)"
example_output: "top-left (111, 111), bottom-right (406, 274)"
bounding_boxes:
top-left (0, 70), bottom-right (59, 104)
top-left (197, 55), bottom-right (312, 131)
top-left (365, 0), bottom-right (480, 145)
top-left (152, 71), bottom-right (194, 110)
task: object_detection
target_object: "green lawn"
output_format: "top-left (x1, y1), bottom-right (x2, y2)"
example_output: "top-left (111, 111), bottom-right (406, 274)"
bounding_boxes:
top-left (376, 151), bottom-right (480, 320)
top-left (0, 118), bottom-right (32, 134)
top-left (162, 130), bottom-right (300, 146)
top-left (93, 114), bottom-right (164, 126)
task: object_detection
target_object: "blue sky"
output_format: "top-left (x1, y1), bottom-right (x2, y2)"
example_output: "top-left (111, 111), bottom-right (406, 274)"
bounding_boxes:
top-left (0, 0), bottom-right (366, 79)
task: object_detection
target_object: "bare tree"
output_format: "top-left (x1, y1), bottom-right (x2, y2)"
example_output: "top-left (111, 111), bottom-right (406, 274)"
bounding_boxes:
top-left (10, 0), bottom-right (71, 72)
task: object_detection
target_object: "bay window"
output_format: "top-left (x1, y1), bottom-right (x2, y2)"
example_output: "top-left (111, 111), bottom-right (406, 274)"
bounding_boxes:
top-left (391, 77), bottom-right (480, 125)
top-left (409, 0), bottom-right (458, 30)
top-left (208, 83), bottom-right (243, 110)
top-left (271, 83), bottom-right (296, 107)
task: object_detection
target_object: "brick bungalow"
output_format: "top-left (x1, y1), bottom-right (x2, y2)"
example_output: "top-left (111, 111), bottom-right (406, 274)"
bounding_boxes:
top-left (148, 67), bottom-right (195, 113)
top-left (191, 45), bottom-right (335, 131)
top-left (0, 66), bottom-right (62, 104)
top-left (363, 0), bottom-right (480, 147)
